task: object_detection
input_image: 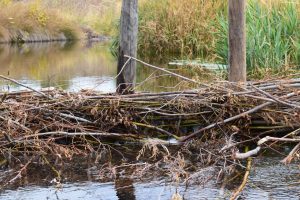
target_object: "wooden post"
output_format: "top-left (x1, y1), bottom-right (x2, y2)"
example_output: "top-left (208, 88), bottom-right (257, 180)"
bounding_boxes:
top-left (228, 0), bottom-right (246, 82)
top-left (116, 0), bottom-right (138, 94)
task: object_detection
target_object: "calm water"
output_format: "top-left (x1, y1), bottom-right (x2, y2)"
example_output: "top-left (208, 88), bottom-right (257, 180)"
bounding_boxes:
top-left (0, 41), bottom-right (191, 93)
top-left (0, 157), bottom-right (299, 200)
top-left (0, 41), bottom-right (117, 92)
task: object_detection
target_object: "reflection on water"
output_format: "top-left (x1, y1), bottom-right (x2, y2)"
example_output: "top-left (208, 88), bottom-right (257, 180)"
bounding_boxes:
top-left (0, 42), bottom-right (117, 92)
top-left (0, 42), bottom-right (213, 93)
top-left (0, 157), bottom-right (299, 200)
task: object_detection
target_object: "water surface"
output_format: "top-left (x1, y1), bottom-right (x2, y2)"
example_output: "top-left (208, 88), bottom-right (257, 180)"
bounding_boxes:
top-left (0, 42), bottom-right (195, 93)
top-left (0, 41), bottom-right (117, 92)
top-left (0, 157), bottom-right (299, 200)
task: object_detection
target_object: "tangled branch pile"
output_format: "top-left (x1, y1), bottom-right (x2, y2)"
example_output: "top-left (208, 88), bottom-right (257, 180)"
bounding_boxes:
top-left (0, 78), bottom-right (299, 162)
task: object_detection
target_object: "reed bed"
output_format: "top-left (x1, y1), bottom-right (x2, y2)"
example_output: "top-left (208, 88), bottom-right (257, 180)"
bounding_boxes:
top-left (216, 0), bottom-right (300, 71)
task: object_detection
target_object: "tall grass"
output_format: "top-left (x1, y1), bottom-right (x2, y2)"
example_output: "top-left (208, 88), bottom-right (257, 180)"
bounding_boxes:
top-left (215, 0), bottom-right (300, 72)
top-left (138, 0), bottom-right (226, 60)
top-left (138, 0), bottom-right (300, 73)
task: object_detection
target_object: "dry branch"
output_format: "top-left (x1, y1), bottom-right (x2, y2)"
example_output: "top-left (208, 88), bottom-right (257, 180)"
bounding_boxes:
top-left (0, 75), bottom-right (51, 99)
top-left (124, 55), bottom-right (207, 86)
top-left (0, 79), bottom-right (299, 168)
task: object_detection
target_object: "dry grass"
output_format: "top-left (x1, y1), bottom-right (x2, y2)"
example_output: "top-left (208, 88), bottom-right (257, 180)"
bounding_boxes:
top-left (138, 0), bottom-right (226, 60)
top-left (0, 0), bottom-right (82, 42)
top-left (42, 0), bottom-right (122, 36)
top-left (0, 0), bottom-right (121, 41)
top-left (0, 0), bottom-right (122, 42)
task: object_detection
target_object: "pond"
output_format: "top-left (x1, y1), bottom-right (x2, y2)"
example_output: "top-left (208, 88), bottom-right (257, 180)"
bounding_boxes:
top-left (0, 41), bottom-right (117, 93)
top-left (0, 41), bottom-right (199, 93)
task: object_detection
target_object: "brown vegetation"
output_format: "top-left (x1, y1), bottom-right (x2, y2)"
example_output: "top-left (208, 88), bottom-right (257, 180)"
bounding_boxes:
top-left (0, 75), bottom-right (299, 164)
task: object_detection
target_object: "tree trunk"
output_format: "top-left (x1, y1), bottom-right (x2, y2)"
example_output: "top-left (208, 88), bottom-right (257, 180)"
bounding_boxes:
top-left (228, 0), bottom-right (247, 82)
top-left (116, 0), bottom-right (138, 94)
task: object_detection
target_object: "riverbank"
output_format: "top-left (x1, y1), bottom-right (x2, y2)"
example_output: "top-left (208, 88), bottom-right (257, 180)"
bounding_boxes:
top-left (0, 1), bottom-right (77, 43)
top-left (0, 0), bottom-right (113, 43)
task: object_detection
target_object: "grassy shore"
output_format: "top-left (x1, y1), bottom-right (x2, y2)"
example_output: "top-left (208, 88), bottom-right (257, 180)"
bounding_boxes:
top-left (0, 0), bottom-right (121, 43)
top-left (0, 0), bottom-right (79, 42)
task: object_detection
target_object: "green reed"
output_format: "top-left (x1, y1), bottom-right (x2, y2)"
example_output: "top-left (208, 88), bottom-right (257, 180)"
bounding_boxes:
top-left (215, 0), bottom-right (299, 71)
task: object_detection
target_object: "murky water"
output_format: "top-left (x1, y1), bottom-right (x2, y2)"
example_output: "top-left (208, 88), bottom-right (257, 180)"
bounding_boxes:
top-left (0, 157), bottom-right (299, 200)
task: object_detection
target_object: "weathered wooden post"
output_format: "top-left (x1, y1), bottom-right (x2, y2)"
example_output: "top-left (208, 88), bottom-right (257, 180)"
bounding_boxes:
top-left (116, 0), bottom-right (138, 94)
top-left (228, 0), bottom-right (247, 82)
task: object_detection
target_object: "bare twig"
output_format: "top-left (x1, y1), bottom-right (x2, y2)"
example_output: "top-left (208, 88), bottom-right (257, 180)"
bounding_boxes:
top-left (17, 131), bottom-right (138, 141)
top-left (180, 102), bottom-right (271, 142)
top-left (124, 55), bottom-right (208, 86)
top-left (114, 57), bottom-right (132, 79)
top-left (0, 75), bottom-right (51, 99)
top-left (234, 147), bottom-right (261, 160)
top-left (258, 136), bottom-right (300, 145)
top-left (234, 131), bottom-right (300, 160)
top-left (251, 84), bottom-right (300, 109)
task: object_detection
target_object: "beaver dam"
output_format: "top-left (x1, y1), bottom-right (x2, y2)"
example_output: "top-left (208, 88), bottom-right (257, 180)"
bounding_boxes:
top-left (0, 74), bottom-right (300, 199)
